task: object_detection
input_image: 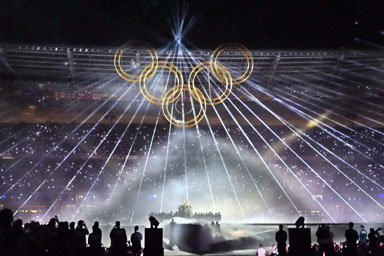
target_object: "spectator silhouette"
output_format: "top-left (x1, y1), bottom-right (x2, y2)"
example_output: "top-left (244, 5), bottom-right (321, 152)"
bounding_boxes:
top-left (11, 218), bottom-right (25, 254)
top-left (69, 221), bottom-right (76, 232)
top-left (326, 226), bottom-right (334, 255)
top-left (359, 225), bottom-right (368, 245)
top-left (74, 220), bottom-right (89, 256)
top-left (88, 221), bottom-right (102, 248)
top-left (345, 222), bottom-right (358, 256)
top-left (368, 228), bottom-right (379, 256)
top-left (88, 221), bottom-right (103, 256)
top-left (69, 221), bottom-right (76, 253)
top-left (11, 219), bottom-right (24, 238)
top-left (110, 221), bottom-right (127, 256)
top-left (275, 224), bottom-right (287, 256)
top-left (130, 225), bottom-right (142, 256)
top-left (0, 209), bottom-right (14, 256)
top-left (46, 217), bottom-right (60, 256)
top-left (316, 224), bottom-right (332, 256)
top-left (57, 221), bottom-right (72, 256)
top-left (24, 220), bottom-right (43, 256)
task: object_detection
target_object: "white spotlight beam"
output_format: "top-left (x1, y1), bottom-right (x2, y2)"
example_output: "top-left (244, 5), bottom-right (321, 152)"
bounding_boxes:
top-left (42, 90), bottom-right (144, 222)
top-left (13, 82), bottom-right (132, 216)
top-left (237, 86), bottom-right (384, 212)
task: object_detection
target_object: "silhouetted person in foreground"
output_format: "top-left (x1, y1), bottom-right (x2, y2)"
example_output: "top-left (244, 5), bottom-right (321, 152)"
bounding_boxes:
top-left (74, 220), bottom-right (89, 256)
top-left (110, 221), bottom-right (127, 256)
top-left (368, 228), bottom-right (381, 256)
top-left (89, 221), bottom-right (102, 247)
top-left (130, 225), bottom-right (142, 256)
top-left (359, 225), bottom-right (368, 245)
top-left (47, 217), bottom-right (61, 256)
top-left (275, 224), bottom-right (287, 256)
top-left (316, 224), bottom-right (332, 256)
top-left (0, 208), bottom-right (14, 256)
top-left (70, 221), bottom-right (76, 232)
top-left (345, 222), bottom-right (358, 256)
top-left (58, 221), bottom-right (72, 256)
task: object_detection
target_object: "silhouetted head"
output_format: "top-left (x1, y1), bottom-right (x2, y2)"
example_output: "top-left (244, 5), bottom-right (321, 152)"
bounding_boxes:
top-left (134, 225), bottom-right (139, 232)
top-left (360, 225), bottom-right (364, 229)
top-left (349, 222), bottom-right (354, 228)
top-left (370, 228), bottom-right (375, 233)
top-left (93, 221), bottom-right (99, 228)
top-left (77, 220), bottom-right (84, 228)
top-left (24, 222), bottom-right (30, 232)
top-left (259, 244), bottom-right (263, 248)
top-left (70, 222), bottom-right (75, 230)
top-left (58, 221), bottom-right (66, 230)
top-left (279, 224), bottom-right (283, 230)
top-left (62, 221), bottom-right (69, 229)
top-left (13, 219), bottom-right (23, 229)
top-left (30, 221), bottom-right (39, 232)
top-left (49, 218), bottom-right (56, 227)
top-left (0, 208), bottom-right (13, 230)
top-left (115, 221), bottom-right (120, 228)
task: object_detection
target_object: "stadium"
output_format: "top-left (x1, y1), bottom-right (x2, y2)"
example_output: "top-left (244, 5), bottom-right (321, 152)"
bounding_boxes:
top-left (0, 1), bottom-right (383, 255)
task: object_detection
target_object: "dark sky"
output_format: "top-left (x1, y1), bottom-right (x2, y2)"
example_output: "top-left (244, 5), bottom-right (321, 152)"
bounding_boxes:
top-left (1, 0), bottom-right (384, 49)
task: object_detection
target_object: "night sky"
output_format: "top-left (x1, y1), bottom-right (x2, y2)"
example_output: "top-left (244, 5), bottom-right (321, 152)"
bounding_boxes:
top-left (1, 0), bottom-right (384, 49)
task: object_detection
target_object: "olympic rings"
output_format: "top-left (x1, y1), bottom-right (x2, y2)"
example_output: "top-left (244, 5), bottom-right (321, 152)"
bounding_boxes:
top-left (114, 41), bottom-right (158, 83)
top-left (113, 41), bottom-right (253, 128)
top-left (210, 43), bottom-right (254, 85)
top-left (139, 61), bottom-right (184, 105)
top-left (188, 61), bottom-right (233, 106)
top-left (162, 84), bottom-right (206, 128)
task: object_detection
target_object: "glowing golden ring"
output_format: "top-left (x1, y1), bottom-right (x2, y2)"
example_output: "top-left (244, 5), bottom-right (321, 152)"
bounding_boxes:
top-left (139, 61), bottom-right (183, 105)
top-left (114, 41), bottom-right (158, 83)
top-left (188, 61), bottom-right (232, 106)
top-left (162, 84), bottom-right (206, 128)
top-left (210, 43), bottom-right (253, 85)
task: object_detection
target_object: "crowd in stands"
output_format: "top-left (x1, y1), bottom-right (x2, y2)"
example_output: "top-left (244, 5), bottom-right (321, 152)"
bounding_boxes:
top-left (0, 123), bottom-right (383, 223)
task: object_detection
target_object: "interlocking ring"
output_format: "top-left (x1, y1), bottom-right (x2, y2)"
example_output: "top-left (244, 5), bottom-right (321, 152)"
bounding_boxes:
top-left (114, 41), bottom-right (158, 83)
top-left (139, 61), bottom-right (184, 105)
top-left (188, 61), bottom-right (233, 106)
top-left (113, 41), bottom-right (253, 128)
top-left (210, 43), bottom-right (253, 85)
top-left (162, 84), bottom-right (206, 128)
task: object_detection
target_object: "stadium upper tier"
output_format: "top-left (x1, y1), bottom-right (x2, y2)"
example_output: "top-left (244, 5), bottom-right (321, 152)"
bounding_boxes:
top-left (1, 44), bottom-right (384, 81)
top-left (0, 44), bottom-right (383, 127)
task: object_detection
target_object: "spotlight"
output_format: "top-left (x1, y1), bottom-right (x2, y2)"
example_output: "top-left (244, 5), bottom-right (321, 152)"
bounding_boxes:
top-left (149, 216), bottom-right (160, 229)
top-left (175, 35), bottom-right (182, 45)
